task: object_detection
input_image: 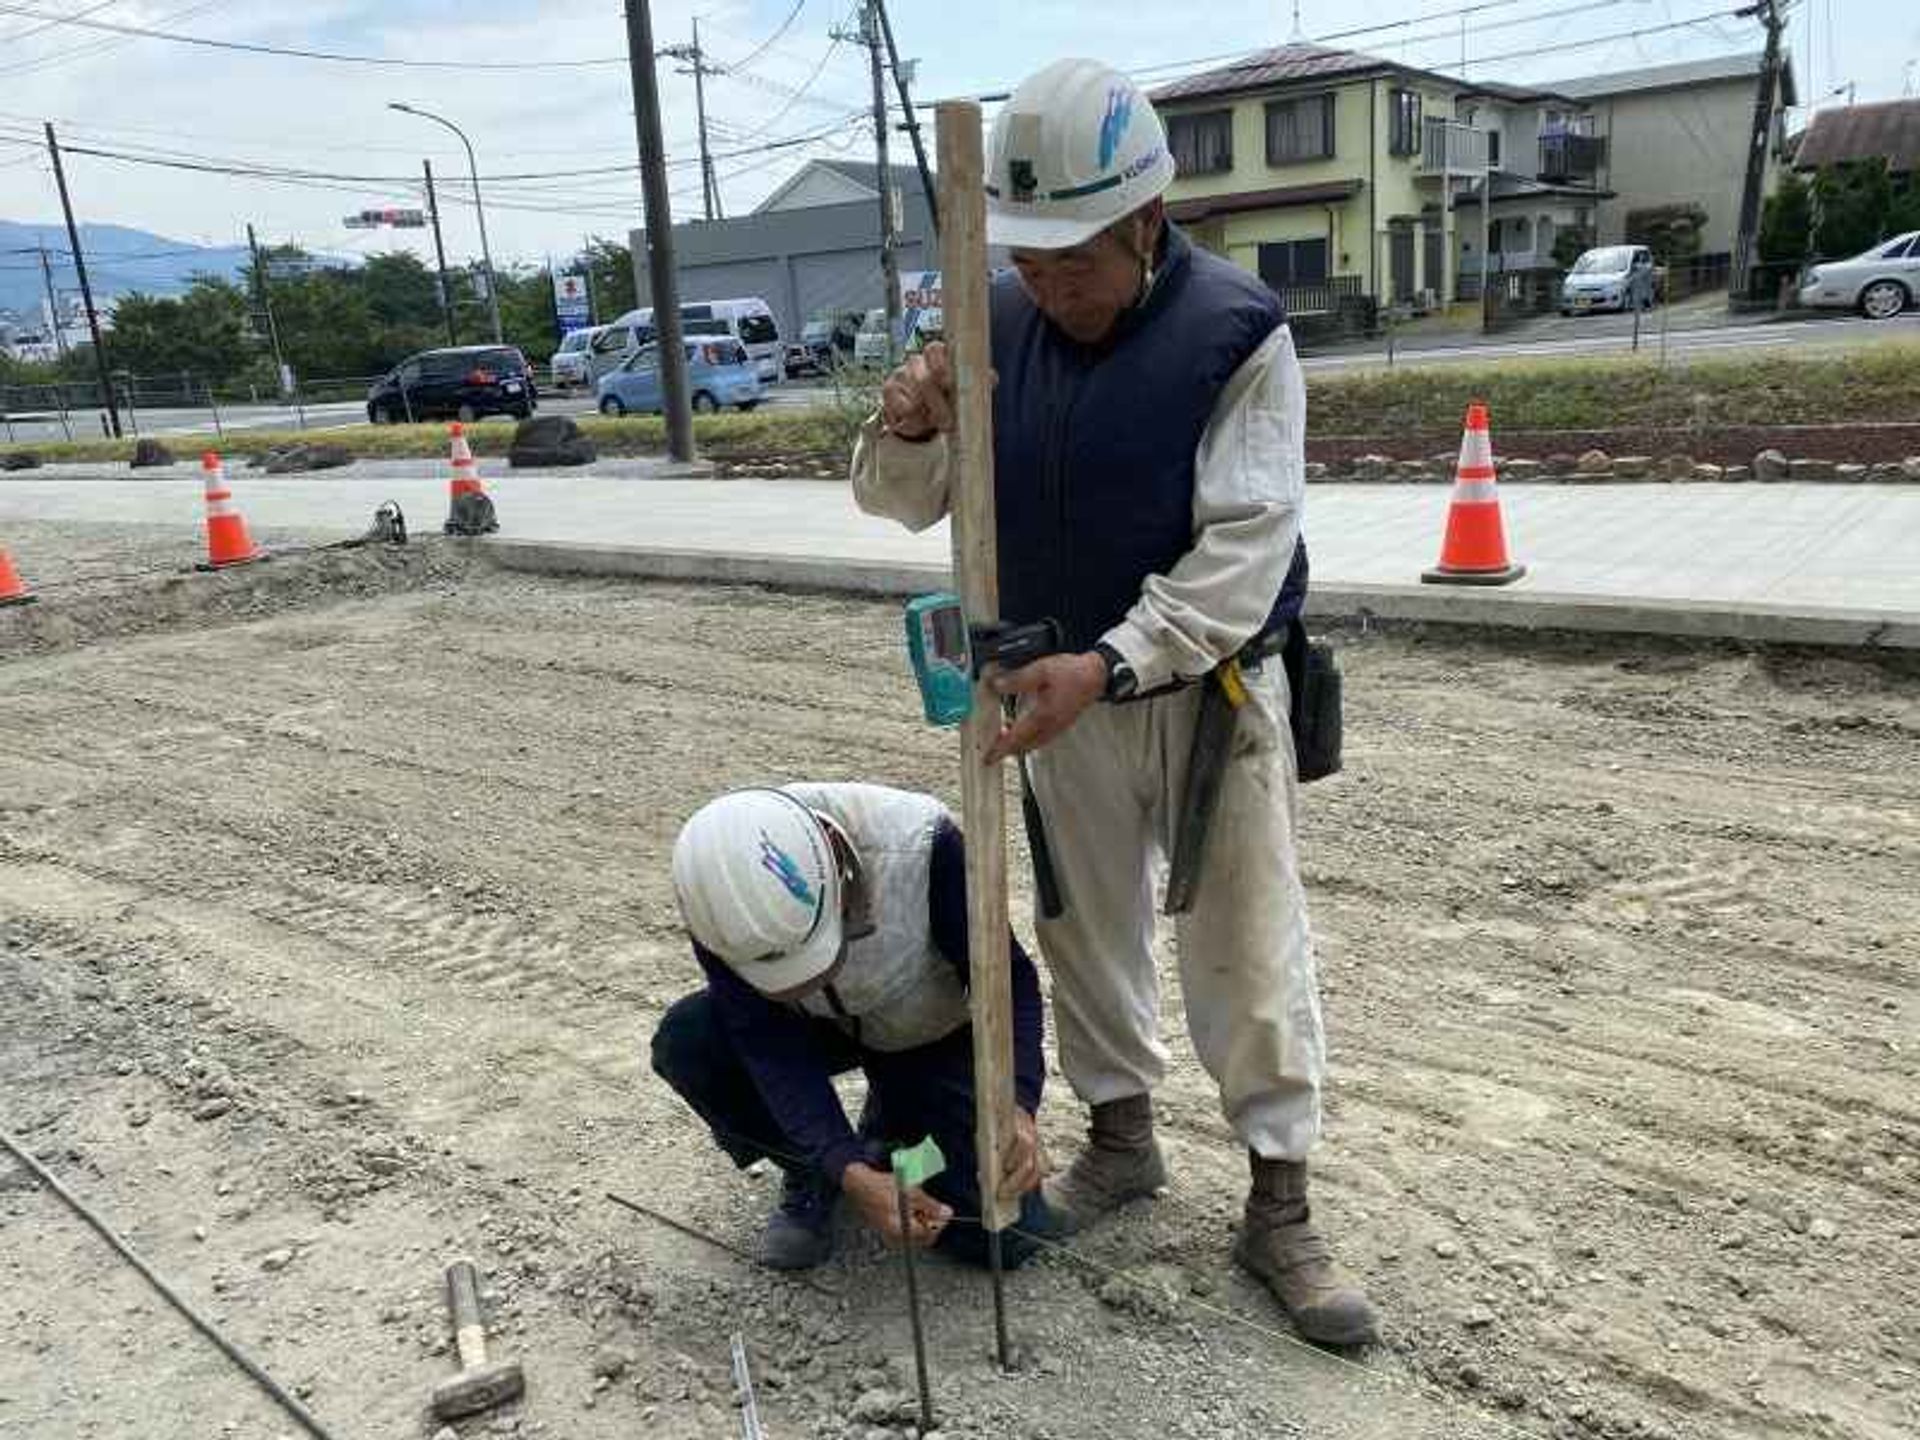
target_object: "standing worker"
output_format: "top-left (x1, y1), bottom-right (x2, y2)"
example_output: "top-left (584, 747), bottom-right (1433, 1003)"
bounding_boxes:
top-left (851, 60), bottom-right (1375, 1344)
top-left (651, 782), bottom-right (1051, 1270)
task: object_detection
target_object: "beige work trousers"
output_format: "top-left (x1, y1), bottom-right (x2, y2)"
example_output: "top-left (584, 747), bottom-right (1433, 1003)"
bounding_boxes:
top-left (1026, 660), bottom-right (1325, 1160)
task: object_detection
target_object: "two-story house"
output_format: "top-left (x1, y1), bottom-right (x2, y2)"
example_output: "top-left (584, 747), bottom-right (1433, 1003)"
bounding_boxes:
top-left (1451, 82), bottom-right (1612, 290)
top-left (1152, 43), bottom-right (1491, 312)
top-left (1554, 53), bottom-right (1798, 258)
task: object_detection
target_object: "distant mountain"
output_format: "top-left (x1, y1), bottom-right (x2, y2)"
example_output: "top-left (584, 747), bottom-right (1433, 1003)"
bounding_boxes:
top-left (0, 220), bottom-right (254, 318)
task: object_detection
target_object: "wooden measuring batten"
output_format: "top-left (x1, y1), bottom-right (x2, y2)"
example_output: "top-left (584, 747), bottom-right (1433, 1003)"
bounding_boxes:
top-left (935, 100), bottom-right (1018, 1235)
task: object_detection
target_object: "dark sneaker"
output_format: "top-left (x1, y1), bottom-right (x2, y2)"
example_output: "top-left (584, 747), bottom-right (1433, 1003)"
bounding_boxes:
top-left (761, 1169), bottom-right (836, 1271)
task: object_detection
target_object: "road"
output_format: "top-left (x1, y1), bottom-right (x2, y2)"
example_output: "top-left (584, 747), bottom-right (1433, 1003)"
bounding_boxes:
top-left (1303, 306), bottom-right (1920, 370)
top-left (0, 382), bottom-right (828, 446)
top-left (4, 307), bottom-right (1913, 448)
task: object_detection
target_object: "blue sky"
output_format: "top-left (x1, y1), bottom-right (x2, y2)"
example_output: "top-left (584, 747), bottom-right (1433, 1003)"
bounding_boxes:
top-left (0, 0), bottom-right (1908, 270)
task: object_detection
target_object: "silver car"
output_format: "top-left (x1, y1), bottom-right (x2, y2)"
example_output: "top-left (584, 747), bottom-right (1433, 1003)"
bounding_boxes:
top-left (1797, 232), bottom-right (1919, 320)
top-left (1560, 245), bottom-right (1657, 315)
top-left (549, 325), bottom-right (605, 389)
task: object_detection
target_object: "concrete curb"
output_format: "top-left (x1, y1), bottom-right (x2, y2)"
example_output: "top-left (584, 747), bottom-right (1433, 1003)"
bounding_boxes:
top-left (483, 540), bottom-right (1920, 651)
top-left (483, 538), bottom-right (944, 598)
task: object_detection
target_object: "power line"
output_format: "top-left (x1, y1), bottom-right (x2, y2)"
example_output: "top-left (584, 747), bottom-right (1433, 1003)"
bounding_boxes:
top-left (0, 1), bottom-right (222, 81)
top-left (0, 0), bottom-right (116, 47)
top-left (719, 0), bottom-right (808, 75)
top-left (0, 3), bottom-right (630, 71)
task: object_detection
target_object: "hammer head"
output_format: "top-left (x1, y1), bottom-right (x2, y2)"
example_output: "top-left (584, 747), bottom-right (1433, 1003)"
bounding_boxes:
top-left (431, 1361), bottom-right (525, 1421)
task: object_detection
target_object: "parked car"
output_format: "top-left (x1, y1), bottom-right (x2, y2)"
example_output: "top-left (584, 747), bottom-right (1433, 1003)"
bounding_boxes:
top-left (366, 346), bottom-right (537, 424)
top-left (1559, 245), bottom-right (1657, 315)
top-left (549, 325), bottom-right (605, 389)
top-left (784, 310), bottom-right (862, 378)
top-left (1797, 232), bottom-right (1919, 320)
top-left (851, 307), bottom-right (890, 367)
top-left (678, 298), bottom-right (782, 383)
top-left (588, 311), bottom-right (654, 383)
top-left (595, 337), bottom-right (762, 415)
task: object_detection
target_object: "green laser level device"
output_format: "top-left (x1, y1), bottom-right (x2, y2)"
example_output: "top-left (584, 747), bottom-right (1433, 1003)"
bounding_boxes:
top-left (905, 593), bottom-right (974, 726)
top-left (904, 595), bottom-right (1064, 728)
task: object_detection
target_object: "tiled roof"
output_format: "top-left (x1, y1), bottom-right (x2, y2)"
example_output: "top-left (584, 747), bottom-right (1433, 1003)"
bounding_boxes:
top-left (1151, 44), bottom-right (1396, 105)
top-left (1793, 99), bottom-right (1920, 173)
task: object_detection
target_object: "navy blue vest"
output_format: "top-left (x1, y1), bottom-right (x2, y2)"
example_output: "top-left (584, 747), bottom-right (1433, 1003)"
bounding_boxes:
top-left (991, 225), bottom-right (1309, 657)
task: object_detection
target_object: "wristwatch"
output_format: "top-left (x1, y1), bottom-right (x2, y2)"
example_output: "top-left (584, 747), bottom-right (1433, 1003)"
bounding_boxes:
top-left (1093, 642), bottom-right (1137, 702)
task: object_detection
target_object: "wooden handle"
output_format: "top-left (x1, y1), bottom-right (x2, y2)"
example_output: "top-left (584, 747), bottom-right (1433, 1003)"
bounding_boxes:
top-left (936, 99), bottom-right (1019, 1235)
top-left (445, 1259), bottom-right (488, 1371)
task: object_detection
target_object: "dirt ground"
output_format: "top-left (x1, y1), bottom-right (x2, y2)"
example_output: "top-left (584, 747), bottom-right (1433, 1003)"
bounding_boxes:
top-left (1, 523), bottom-right (1915, 1440)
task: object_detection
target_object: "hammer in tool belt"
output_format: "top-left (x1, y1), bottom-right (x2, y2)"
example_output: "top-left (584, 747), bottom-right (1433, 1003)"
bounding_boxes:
top-left (432, 1258), bottom-right (525, 1422)
top-left (1163, 619), bottom-right (1295, 917)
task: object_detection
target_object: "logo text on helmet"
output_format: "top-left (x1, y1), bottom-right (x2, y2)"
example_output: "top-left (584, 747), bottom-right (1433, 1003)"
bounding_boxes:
top-left (1098, 88), bottom-right (1134, 170)
top-left (758, 833), bottom-right (818, 908)
top-left (1008, 158), bottom-right (1038, 202)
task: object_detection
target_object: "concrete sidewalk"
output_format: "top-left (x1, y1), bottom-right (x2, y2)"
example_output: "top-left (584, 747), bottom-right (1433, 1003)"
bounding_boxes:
top-left (1, 467), bottom-right (1915, 647)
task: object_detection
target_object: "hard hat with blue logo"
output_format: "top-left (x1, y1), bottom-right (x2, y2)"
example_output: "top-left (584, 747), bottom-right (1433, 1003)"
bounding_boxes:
top-left (986, 58), bottom-right (1176, 251)
top-left (672, 788), bottom-right (844, 996)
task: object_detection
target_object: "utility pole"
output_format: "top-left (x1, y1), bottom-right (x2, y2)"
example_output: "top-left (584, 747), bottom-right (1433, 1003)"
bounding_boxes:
top-left (36, 246), bottom-right (67, 359)
top-left (624, 0), bottom-right (694, 463)
top-left (422, 160), bottom-right (459, 345)
top-left (1730, 0), bottom-right (1785, 302)
top-left (873, 0), bottom-right (936, 233)
top-left (245, 225), bottom-right (289, 395)
top-left (44, 123), bottom-right (119, 437)
top-left (858, 0), bottom-right (901, 354)
top-left (663, 22), bottom-right (724, 222)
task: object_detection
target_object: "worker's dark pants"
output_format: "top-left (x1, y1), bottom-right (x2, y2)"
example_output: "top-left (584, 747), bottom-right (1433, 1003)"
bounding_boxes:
top-left (650, 990), bottom-right (1047, 1269)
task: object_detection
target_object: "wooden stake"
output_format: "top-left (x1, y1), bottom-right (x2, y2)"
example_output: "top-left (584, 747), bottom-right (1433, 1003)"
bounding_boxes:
top-left (935, 102), bottom-right (1018, 1240)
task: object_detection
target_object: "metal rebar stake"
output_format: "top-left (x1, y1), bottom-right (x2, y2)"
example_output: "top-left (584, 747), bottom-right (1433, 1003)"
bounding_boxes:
top-left (988, 1226), bottom-right (1011, 1371)
top-left (730, 1333), bottom-right (765, 1440)
top-left (895, 1176), bottom-right (935, 1434)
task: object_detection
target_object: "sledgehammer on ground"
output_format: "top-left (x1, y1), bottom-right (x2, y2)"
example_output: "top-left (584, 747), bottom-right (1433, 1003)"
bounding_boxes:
top-left (431, 1259), bottom-right (525, 1421)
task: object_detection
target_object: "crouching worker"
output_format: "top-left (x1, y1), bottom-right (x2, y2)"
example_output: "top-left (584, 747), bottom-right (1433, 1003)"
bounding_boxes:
top-left (652, 782), bottom-right (1052, 1271)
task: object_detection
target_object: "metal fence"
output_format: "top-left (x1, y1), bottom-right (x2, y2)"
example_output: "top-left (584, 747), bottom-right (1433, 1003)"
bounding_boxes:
top-left (1481, 267), bottom-right (1564, 332)
top-left (0, 370), bottom-right (399, 444)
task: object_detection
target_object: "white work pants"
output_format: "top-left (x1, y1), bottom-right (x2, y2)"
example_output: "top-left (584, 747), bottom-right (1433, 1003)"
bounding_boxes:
top-left (1026, 661), bottom-right (1324, 1160)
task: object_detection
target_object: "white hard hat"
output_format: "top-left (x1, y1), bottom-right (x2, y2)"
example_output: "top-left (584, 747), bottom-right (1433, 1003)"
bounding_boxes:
top-left (986, 58), bottom-right (1176, 251)
top-left (672, 788), bottom-right (843, 997)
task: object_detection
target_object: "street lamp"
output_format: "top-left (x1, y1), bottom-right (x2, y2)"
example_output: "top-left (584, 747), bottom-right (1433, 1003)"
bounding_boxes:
top-left (388, 101), bottom-right (503, 343)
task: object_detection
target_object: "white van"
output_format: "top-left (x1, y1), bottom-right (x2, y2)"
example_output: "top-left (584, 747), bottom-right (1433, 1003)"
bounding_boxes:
top-left (851, 273), bottom-right (943, 367)
top-left (589, 309), bottom-right (653, 382)
top-left (595, 298), bottom-right (782, 383)
top-left (678, 298), bottom-right (781, 383)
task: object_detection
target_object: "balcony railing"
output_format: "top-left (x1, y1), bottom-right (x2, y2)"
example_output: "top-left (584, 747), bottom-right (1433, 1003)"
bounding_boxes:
top-left (1418, 117), bottom-right (1488, 175)
top-left (1538, 132), bottom-right (1606, 183)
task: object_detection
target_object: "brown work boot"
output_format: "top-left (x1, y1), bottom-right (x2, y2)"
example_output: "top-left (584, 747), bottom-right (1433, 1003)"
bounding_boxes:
top-left (1234, 1154), bottom-right (1379, 1347)
top-left (1040, 1094), bottom-right (1169, 1235)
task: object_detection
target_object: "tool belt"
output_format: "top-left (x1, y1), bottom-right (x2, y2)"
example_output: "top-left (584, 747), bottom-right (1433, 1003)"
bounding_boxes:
top-left (1120, 618), bottom-right (1343, 785)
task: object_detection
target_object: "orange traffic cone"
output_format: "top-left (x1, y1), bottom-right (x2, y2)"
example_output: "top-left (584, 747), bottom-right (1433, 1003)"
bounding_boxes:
top-left (0, 545), bottom-right (34, 607)
top-left (201, 452), bottom-right (263, 569)
top-left (1421, 402), bottom-right (1526, 586)
top-left (443, 422), bottom-right (498, 536)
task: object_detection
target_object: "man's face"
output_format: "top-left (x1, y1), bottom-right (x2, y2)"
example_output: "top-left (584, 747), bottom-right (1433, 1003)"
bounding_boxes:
top-left (1010, 207), bottom-right (1161, 345)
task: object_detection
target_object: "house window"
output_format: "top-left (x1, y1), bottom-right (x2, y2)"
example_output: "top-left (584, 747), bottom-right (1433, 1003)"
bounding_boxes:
top-left (1257, 238), bottom-right (1330, 290)
top-left (1266, 95), bottom-right (1336, 165)
top-left (1167, 109), bottom-right (1233, 177)
top-left (1486, 129), bottom-right (1501, 166)
top-left (1388, 90), bottom-right (1423, 157)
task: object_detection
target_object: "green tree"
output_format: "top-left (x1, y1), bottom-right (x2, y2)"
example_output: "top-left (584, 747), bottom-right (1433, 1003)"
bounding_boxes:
top-left (1812, 159), bottom-right (1894, 258)
top-left (1624, 204), bottom-right (1707, 263)
top-left (495, 265), bottom-right (561, 361)
top-left (102, 278), bottom-right (252, 387)
top-left (1758, 171), bottom-right (1814, 264)
top-left (361, 251), bottom-right (443, 330)
top-left (578, 236), bottom-right (636, 320)
top-left (1886, 180), bottom-right (1920, 239)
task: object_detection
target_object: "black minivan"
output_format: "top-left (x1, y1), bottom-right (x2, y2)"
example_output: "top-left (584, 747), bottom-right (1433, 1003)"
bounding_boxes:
top-left (366, 346), bottom-right (538, 424)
